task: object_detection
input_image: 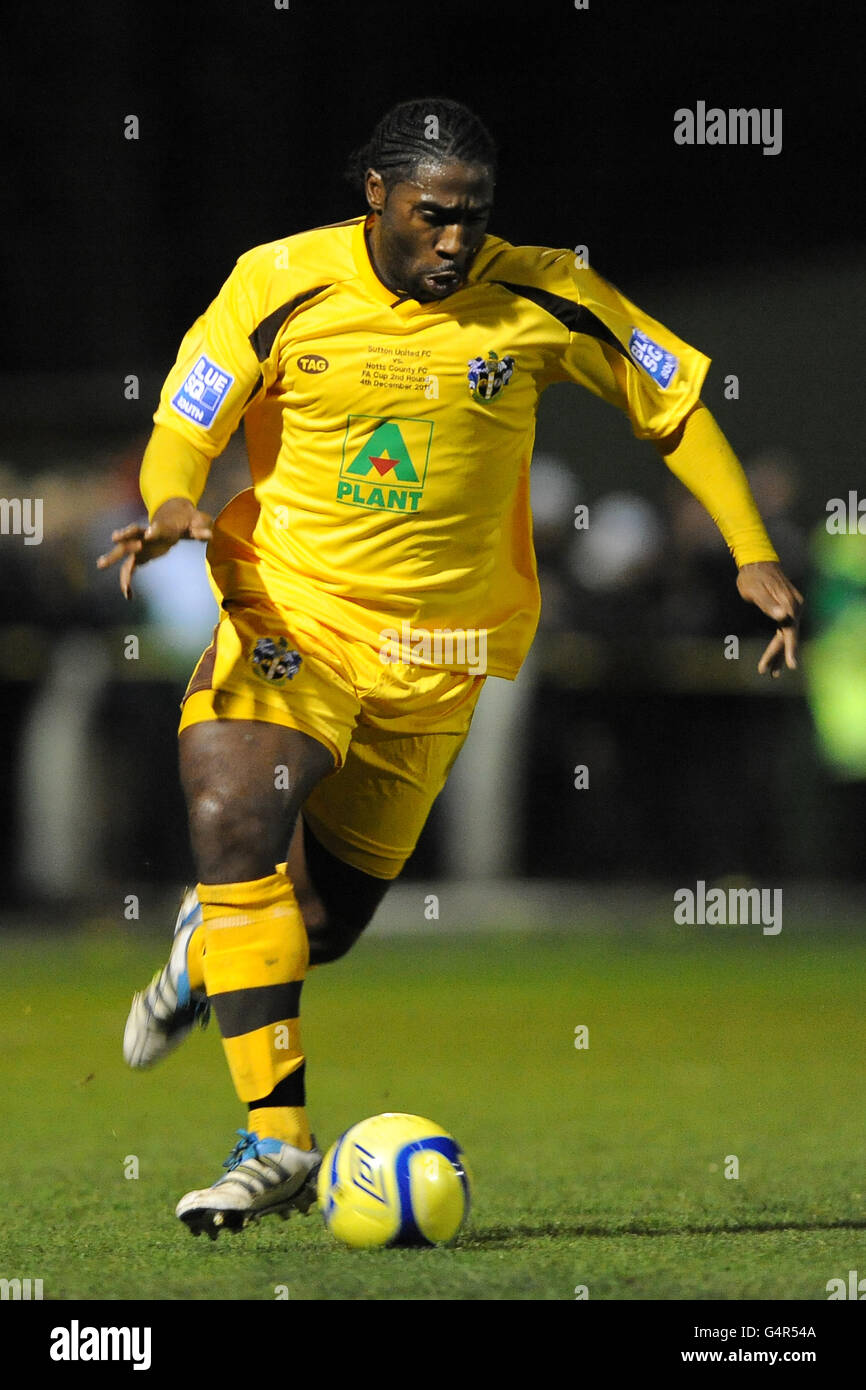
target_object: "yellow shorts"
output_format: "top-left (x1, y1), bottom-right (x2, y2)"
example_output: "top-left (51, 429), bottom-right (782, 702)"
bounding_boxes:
top-left (178, 602), bottom-right (484, 880)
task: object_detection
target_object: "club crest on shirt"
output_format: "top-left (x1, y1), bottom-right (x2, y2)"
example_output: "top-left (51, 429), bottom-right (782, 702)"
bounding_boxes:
top-left (250, 637), bottom-right (302, 685)
top-left (467, 350), bottom-right (515, 402)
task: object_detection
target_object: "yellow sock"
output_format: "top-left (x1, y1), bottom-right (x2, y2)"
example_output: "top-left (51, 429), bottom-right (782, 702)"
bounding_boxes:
top-left (198, 869), bottom-right (312, 1152)
top-left (187, 894), bottom-right (314, 991)
top-left (248, 1105), bottom-right (312, 1150)
top-left (186, 924), bottom-right (205, 992)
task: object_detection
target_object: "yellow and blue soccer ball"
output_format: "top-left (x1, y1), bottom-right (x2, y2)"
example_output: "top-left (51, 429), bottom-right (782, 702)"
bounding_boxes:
top-left (317, 1112), bottom-right (471, 1248)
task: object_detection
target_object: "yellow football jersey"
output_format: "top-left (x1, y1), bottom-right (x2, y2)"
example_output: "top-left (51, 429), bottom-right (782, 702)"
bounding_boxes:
top-left (149, 215), bottom-right (712, 678)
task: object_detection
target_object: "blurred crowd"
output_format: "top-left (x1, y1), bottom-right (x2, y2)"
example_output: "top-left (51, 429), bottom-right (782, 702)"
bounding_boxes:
top-left (0, 436), bottom-right (253, 659)
top-left (530, 446), bottom-right (809, 643)
top-left (0, 436), bottom-right (813, 648)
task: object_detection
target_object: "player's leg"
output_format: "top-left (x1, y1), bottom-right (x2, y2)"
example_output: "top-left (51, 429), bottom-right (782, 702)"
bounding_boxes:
top-left (123, 807), bottom-right (391, 1071)
top-left (174, 716), bottom-right (334, 1237)
top-left (123, 591), bottom-right (378, 1066)
top-left (296, 667), bottom-right (487, 930)
top-left (175, 664), bottom-right (480, 1022)
top-left (287, 814), bottom-right (392, 965)
top-left (126, 659), bottom-right (481, 1077)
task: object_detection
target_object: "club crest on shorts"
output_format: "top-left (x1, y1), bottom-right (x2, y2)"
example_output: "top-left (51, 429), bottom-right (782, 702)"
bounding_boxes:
top-left (467, 350), bottom-right (515, 402)
top-left (250, 637), bottom-right (302, 685)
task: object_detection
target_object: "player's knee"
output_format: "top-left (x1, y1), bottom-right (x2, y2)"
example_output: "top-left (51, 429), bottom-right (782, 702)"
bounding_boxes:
top-left (188, 788), bottom-right (252, 848)
top-left (307, 917), bottom-right (367, 965)
top-left (188, 789), bottom-right (281, 882)
top-left (297, 886), bottom-right (357, 963)
top-left (302, 888), bottom-right (379, 965)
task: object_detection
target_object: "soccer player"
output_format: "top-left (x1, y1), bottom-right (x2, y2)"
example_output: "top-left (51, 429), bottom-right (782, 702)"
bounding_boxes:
top-left (98, 97), bottom-right (802, 1239)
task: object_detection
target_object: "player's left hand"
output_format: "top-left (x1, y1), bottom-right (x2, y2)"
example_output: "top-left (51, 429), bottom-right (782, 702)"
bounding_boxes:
top-left (736, 561), bottom-right (803, 678)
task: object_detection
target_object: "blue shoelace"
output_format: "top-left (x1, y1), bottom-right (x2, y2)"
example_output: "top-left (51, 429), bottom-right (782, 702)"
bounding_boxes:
top-left (222, 1129), bottom-right (263, 1172)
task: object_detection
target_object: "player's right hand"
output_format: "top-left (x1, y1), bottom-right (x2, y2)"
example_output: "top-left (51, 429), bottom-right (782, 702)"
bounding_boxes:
top-left (97, 497), bottom-right (213, 599)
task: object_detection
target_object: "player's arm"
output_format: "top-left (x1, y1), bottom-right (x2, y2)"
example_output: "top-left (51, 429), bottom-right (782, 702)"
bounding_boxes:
top-left (98, 249), bottom-right (268, 597)
top-left (655, 401), bottom-right (803, 677)
top-left (547, 259), bottom-right (802, 676)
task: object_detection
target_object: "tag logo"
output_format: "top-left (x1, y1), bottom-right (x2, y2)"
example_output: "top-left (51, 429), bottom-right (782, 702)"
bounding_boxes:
top-left (250, 638), bottom-right (302, 685)
top-left (298, 354), bottom-right (329, 374)
top-left (467, 350), bottom-right (515, 402)
top-left (171, 355), bottom-right (234, 427)
top-left (337, 415), bottom-right (433, 512)
top-left (628, 329), bottom-right (678, 389)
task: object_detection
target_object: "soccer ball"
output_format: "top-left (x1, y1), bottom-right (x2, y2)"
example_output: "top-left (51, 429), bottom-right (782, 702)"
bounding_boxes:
top-left (317, 1112), bottom-right (471, 1248)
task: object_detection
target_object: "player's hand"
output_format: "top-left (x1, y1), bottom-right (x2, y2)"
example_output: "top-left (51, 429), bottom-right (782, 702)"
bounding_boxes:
top-left (97, 498), bottom-right (213, 600)
top-left (736, 561), bottom-right (803, 678)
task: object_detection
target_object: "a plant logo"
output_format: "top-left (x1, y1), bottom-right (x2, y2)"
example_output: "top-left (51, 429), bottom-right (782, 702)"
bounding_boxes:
top-left (337, 415), bottom-right (433, 512)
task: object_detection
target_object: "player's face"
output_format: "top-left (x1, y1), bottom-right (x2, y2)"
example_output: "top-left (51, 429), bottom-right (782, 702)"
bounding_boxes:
top-left (365, 158), bottom-right (494, 302)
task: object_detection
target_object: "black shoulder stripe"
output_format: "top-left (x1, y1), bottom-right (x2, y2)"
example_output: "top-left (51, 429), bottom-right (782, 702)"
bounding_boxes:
top-left (249, 285), bottom-right (332, 361)
top-left (491, 280), bottom-right (627, 357)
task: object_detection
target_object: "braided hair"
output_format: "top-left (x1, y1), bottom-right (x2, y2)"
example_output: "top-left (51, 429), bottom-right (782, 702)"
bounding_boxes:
top-left (346, 97), bottom-right (497, 195)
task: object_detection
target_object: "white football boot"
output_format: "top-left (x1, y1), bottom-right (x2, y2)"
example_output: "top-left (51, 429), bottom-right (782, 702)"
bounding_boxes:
top-left (123, 888), bottom-right (210, 1069)
top-left (176, 1129), bottom-right (322, 1239)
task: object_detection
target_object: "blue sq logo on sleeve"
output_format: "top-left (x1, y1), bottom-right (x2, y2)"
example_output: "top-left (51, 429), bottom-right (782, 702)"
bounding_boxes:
top-left (171, 355), bottom-right (234, 428)
top-left (628, 329), bottom-right (679, 389)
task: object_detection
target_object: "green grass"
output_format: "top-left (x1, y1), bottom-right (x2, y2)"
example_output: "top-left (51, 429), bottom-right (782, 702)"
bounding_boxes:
top-left (1, 921), bottom-right (865, 1300)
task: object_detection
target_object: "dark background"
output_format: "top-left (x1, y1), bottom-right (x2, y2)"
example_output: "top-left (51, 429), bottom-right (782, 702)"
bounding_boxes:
top-left (3, 0), bottom-right (859, 375)
top-left (1, 0), bottom-right (864, 900)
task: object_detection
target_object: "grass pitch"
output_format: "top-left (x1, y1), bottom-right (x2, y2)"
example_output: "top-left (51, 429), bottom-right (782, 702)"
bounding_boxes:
top-left (1, 917), bottom-right (864, 1301)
